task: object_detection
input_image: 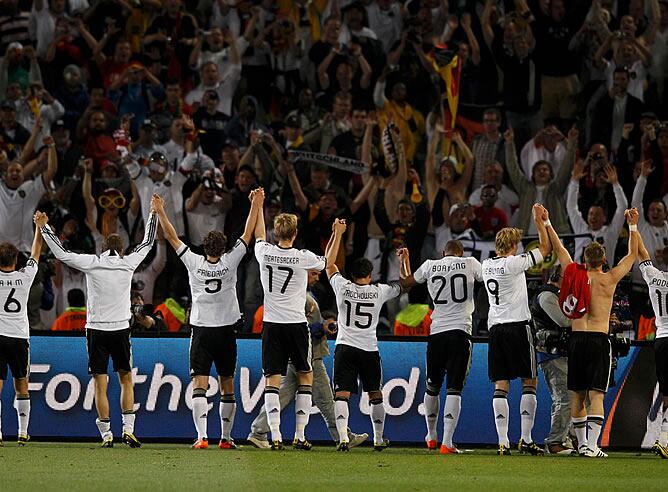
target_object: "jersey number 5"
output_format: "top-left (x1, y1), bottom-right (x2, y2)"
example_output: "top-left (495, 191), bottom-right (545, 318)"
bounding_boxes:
top-left (343, 300), bottom-right (374, 329)
top-left (3, 288), bottom-right (21, 313)
top-left (266, 265), bottom-right (294, 294)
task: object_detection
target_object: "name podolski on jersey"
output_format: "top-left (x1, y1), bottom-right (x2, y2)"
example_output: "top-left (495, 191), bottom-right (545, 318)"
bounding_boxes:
top-left (263, 255), bottom-right (300, 264)
top-left (431, 262), bottom-right (467, 272)
top-left (342, 289), bottom-right (379, 300)
top-left (650, 278), bottom-right (668, 287)
top-left (0, 278), bottom-right (23, 287)
top-left (196, 267), bottom-right (230, 277)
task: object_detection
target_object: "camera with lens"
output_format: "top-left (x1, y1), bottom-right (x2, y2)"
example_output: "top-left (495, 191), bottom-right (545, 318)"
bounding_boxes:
top-left (132, 303), bottom-right (154, 317)
top-left (535, 327), bottom-right (570, 356)
top-left (591, 152), bottom-right (604, 161)
top-left (202, 176), bottom-right (224, 193)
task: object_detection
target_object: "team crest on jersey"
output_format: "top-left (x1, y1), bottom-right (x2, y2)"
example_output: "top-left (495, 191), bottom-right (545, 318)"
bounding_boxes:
top-left (18, 189), bottom-right (26, 198)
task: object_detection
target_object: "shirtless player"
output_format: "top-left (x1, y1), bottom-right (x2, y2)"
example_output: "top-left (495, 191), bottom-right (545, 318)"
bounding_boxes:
top-left (539, 204), bottom-right (639, 457)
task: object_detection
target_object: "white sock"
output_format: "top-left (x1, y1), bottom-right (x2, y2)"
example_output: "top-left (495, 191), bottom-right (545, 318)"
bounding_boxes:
top-left (492, 390), bottom-right (509, 447)
top-left (219, 394), bottom-right (236, 441)
top-left (96, 418), bottom-right (112, 440)
top-left (442, 393), bottom-right (461, 448)
top-left (294, 386), bottom-right (312, 441)
top-left (15, 396), bottom-right (30, 437)
top-left (572, 416), bottom-right (588, 450)
top-left (264, 387), bottom-right (282, 442)
top-left (661, 407), bottom-right (668, 446)
top-left (335, 398), bottom-right (349, 443)
top-left (121, 411), bottom-right (136, 435)
top-left (192, 389), bottom-right (208, 440)
top-left (370, 399), bottom-right (385, 445)
top-left (520, 387), bottom-right (537, 443)
top-left (587, 415), bottom-right (604, 450)
top-left (423, 391), bottom-right (439, 442)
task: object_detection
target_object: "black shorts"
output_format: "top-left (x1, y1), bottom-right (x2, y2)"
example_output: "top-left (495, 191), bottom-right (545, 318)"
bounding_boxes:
top-left (190, 321), bottom-right (239, 378)
top-left (333, 344), bottom-right (382, 394)
top-left (655, 337), bottom-right (668, 395)
top-left (262, 322), bottom-right (311, 376)
top-left (567, 331), bottom-right (612, 393)
top-left (86, 328), bottom-right (132, 375)
top-left (426, 330), bottom-right (472, 392)
top-left (488, 321), bottom-right (537, 382)
top-left (0, 335), bottom-right (29, 380)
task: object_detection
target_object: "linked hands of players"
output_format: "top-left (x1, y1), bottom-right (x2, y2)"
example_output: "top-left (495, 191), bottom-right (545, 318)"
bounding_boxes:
top-left (150, 193), bottom-right (165, 214)
top-left (625, 208), bottom-right (639, 225)
top-left (33, 211), bottom-right (48, 227)
top-left (249, 187), bottom-right (265, 207)
top-left (532, 203), bottom-right (548, 222)
top-left (332, 218), bottom-right (347, 235)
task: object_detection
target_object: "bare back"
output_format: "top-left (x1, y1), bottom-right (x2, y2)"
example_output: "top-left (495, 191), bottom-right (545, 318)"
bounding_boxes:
top-left (571, 269), bottom-right (618, 334)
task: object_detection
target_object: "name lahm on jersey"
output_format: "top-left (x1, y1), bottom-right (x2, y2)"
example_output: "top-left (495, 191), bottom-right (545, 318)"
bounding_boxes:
top-left (0, 279), bottom-right (23, 287)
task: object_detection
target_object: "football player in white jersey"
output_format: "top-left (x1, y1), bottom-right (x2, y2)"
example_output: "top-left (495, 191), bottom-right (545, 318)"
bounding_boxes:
top-left (542, 204), bottom-right (638, 458)
top-left (632, 227), bottom-right (668, 458)
top-left (482, 205), bottom-right (551, 456)
top-left (402, 240), bottom-right (482, 454)
top-left (254, 206), bottom-right (326, 450)
top-left (153, 188), bottom-right (264, 450)
top-left (36, 195), bottom-right (159, 448)
top-left (326, 219), bottom-right (404, 452)
top-left (0, 218), bottom-right (42, 446)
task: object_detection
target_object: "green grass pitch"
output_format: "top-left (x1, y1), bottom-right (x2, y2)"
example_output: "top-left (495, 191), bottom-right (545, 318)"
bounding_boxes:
top-left (0, 442), bottom-right (665, 491)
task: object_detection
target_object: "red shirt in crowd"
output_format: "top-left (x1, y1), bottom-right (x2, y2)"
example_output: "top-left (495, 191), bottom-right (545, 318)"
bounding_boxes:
top-left (473, 205), bottom-right (508, 237)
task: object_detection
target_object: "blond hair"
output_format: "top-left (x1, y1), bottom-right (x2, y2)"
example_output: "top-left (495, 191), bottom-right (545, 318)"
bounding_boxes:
top-left (584, 241), bottom-right (606, 269)
top-left (274, 213), bottom-right (298, 241)
top-left (495, 228), bottom-right (523, 255)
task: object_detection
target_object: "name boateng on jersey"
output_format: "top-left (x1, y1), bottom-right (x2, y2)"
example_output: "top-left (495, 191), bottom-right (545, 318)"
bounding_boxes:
top-left (482, 249), bottom-right (544, 327)
top-left (329, 272), bottom-right (400, 351)
top-left (255, 241), bottom-right (326, 324)
top-left (413, 256), bottom-right (482, 335)
top-left (177, 239), bottom-right (248, 327)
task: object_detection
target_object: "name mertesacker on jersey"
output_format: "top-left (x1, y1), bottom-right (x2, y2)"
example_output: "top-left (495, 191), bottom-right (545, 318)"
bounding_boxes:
top-left (650, 278), bottom-right (668, 287)
top-left (0, 278), bottom-right (23, 287)
top-left (196, 267), bottom-right (229, 277)
top-left (342, 289), bottom-right (379, 300)
top-left (263, 255), bottom-right (300, 264)
top-left (431, 262), bottom-right (467, 272)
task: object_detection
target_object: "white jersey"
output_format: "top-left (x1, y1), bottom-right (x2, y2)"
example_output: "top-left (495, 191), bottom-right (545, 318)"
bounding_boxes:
top-left (40, 213), bottom-right (158, 331)
top-left (0, 178), bottom-right (46, 252)
top-left (330, 272), bottom-right (401, 352)
top-left (639, 259), bottom-right (668, 339)
top-left (177, 239), bottom-right (247, 327)
top-left (255, 240), bottom-right (326, 324)
top-left (482, 249), bottom-right (544, 327)
top-left (0, 258), bottom-right (39, 339)
top-left (413, 256), bottom-right (482, 335)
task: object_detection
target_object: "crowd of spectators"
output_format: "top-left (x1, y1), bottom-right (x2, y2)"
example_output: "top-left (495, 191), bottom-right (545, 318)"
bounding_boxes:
top-left (1, 0), bottom-right (668, 337)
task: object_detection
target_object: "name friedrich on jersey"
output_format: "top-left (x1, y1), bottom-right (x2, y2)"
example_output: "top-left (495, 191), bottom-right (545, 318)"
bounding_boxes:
top-left (197, 267), bottom-right (229, 278)
top-left (342, 289), bottom-right (379, 300)
top-left (263, 255), bottom-right (300, 264)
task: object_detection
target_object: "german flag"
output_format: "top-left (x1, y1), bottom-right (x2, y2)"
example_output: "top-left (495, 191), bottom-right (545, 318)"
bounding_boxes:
top-left (429, 45), bottom-right (462, 155)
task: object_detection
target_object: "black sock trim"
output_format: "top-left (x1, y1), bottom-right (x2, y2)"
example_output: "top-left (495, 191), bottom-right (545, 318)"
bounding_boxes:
top-left (99, 418), bottom-right (111, 423)
top-left (221, 394), bottom-right (236, 402)
top-left (16, 394), bottom-right (30, 400)
top-left (334, 396), bottom-right (349, 402)
top-left (265, 386), bottom-right (280, 395)
top-left (370, 398), bottom-right (383, 405)
top-left (297, 385), bottom-right (312, 394)
top-left (446, 389), bottom-right (462, 396)
top-left (493, 389), bottom-right (508, 398)
top-left (587, 416), bottom-right (604, 424)
top-left (121, 410), bottom-right (135, 415)
top-left (426, 388), bottom-right (440, 397)
top-left (193, 388), bottom-right (207, 398)
top-left (522, 386), bottom-right (537, 395)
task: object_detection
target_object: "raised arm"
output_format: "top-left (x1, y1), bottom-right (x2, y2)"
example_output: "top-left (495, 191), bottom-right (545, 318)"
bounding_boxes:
top-left (254, 190), bottom-right (266, 242)
top-left (34, 212), bottom-right (96, 271)
top-left (552, 126), bottom-right (579, 192)
top-left (452, 131), bottom-right (474, 194)
top-left (153, 195), bottom-right (184, 251)
top-left (82, 158), bottom-right (97, 229)
top-left (396, 247), bottom-right (414, 293)
top-left (504, 128), bottom-right (530, 194)
top-left (566, 161), bottom-right (589, 234)
top-left (533, 204), bottom-right (552, 258)
top-left (425, 125), bottom-right (441, 207)
top-left (350, 176), bottom-right (378, 214)
top-left (631, 159), bottom-right (653, 226)
top-left (284, 160), bottom-right (309, 212)
top-left (609, 208), bottom-right (639, 283)
top-left (637, 227), bottom-right (651, 262)
top-left (604, 164), bottom-right (629, 240)
top-left (540, 205), bottom-right (573, 267)
top-left (31, 220), bottom-right (43, 263)
top-left (241, 187), bottom-right (263, 245)
top-left (40, 135), bottom-right (58, 186)
top-left (325, 218), bottom-right (346, 277)
top-left (385, 123), bottom-right (408, 211)
top-left (461, 13), bottom-right (481, 66)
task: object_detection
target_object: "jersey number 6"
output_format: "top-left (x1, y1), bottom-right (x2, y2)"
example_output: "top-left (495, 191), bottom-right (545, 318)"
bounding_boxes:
top-left (3, 288), bottom-right (21, 313)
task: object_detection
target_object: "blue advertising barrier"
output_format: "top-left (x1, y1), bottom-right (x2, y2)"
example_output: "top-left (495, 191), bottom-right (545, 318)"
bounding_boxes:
top-left (0, 337), bottom-right (642, 444)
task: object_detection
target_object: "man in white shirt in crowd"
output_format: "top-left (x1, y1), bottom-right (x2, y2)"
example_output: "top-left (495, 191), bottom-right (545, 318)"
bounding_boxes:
top-left (567, 157), bottom-right (628, 263)
top-left (469, 161), bottom-right (519, 220)
top-left (185, 170), bottom-right (230, 250)
top-left (36, 194), bottom-right (159, 448)
top-left (519, 125), bottom-right (567, 181)
top-left (482, 205), bottom-right (551, 456)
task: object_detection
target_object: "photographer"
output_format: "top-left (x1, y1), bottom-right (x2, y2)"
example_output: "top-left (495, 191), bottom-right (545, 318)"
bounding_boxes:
top-left (531, 266), bottom-right (574, 455)
top-left (185, 169), bottom-right (230, 250)
top-left (130, 292), bottom-right (166, 332)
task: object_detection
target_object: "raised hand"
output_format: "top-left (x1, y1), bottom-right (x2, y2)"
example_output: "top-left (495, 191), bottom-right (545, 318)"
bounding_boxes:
top-left (640, 159), bottom-right (655, 177)
top-left (332, 218), bottom-right (347, 235)
top-left (625, 207), bottom-right (639, 226)
top-left (504, 127), bottom-right (514, 143)
top-left (572, 157), bottom-right (587, 181)
top-left (151, 193), bottom-right (165, 213)
top-left (622, 123), bottom-right (634, 140)
top-left (33, 211), bottom-right (48, 227)
top-left (603, 164), bottom-right (618, 184)
top-left (567, 124), bottom-right (579, 143)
